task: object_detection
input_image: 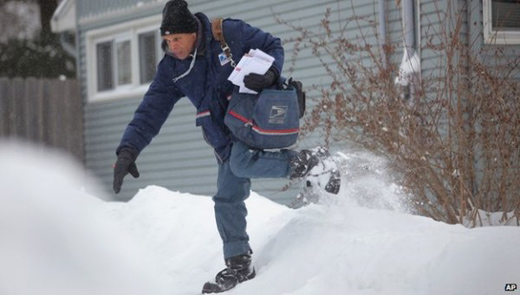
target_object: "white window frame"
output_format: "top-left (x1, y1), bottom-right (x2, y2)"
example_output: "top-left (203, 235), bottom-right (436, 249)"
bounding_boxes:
top-left (86, 14), bottom-right (162, 102)
top-left (483, 0), bottom-right (520, 45)
top-left (94, 38), bottom-right (115, 92)
top-left (114, 34), bottom-right (133, 87)
top-left (136, 25), bottom-right (162, 85)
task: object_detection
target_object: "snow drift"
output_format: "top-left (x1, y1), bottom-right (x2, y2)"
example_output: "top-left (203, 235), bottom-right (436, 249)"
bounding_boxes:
top-left (0, 141), bottom-right (519, 295)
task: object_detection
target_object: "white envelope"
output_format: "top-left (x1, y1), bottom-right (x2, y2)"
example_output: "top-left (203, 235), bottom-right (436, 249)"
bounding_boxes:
top-left (228, 49), bottom-right (275, 94)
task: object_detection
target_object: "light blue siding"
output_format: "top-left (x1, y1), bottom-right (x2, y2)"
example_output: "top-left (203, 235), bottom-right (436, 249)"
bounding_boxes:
top-left (77, 0), bottom-right (161, 18)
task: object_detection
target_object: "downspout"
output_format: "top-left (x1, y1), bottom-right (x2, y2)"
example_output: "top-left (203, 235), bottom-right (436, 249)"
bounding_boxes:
top-left (74, 0), bottom-right (80, 80)
top-left (59, 33), bottom-right (76, 58)
top-left (403, 0), bottom-right (416, 60)
top-left (396, 0), bottom-right (420, 102)
top-left (378, 0), bottom-right (387, 67)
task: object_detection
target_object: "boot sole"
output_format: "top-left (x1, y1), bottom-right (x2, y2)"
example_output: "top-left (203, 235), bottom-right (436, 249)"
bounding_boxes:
top-left (201, 268), bottom-right (256, 294)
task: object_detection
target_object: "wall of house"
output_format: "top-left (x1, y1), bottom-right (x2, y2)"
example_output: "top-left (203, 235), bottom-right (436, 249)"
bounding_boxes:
top-left (418, 0), bottom-right (520, 84)
top-left (470, 0), bottom-right (520, 79)
top-left (77, 0), bottom-right (162, 20)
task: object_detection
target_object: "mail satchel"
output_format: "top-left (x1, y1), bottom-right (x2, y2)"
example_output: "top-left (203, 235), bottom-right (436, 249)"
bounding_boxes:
top-left (224, 84), bottom-right (300, 149)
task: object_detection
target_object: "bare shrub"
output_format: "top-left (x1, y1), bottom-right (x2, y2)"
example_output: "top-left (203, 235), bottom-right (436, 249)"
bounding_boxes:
top-left (279, 2), bottom-right (520, 226)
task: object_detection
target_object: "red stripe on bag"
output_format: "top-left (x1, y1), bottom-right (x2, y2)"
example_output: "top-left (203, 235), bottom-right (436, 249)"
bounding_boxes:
top-left (252, 126), bottom-right (299, 135)
top-left (228, 110), bottom-right (299, 135)
top-left (229, 110), bottom-right (252, 125)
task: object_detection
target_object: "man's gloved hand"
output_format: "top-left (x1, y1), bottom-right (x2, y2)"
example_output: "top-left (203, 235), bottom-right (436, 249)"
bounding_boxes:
top-left (113, 147), bottom-right (140, 194)
top-left (243, 67), bottom-right (278, 93)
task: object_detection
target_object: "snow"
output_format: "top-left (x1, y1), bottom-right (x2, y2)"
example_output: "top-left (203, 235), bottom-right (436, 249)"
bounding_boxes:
top-left (395, 49), bottom-right (420, 87)
top-left (1, 141), bottom-right (519, 295)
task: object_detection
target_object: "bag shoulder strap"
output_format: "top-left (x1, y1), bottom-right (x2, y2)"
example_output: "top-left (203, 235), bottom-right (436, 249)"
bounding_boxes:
top-left (211, 18), bottom-right (236, 67)
top-left (211, 18), bottom-right (224, 42)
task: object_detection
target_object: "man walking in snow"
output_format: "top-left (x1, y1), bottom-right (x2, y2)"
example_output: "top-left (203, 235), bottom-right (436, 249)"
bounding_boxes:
top-left (112, 0), bottom-right (337, 293)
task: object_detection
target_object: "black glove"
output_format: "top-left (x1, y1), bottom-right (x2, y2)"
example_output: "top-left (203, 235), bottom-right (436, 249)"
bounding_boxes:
top-left (243, 67), bottom-right (278, 92)
top-left (113, 147), bottom-right (140, 194)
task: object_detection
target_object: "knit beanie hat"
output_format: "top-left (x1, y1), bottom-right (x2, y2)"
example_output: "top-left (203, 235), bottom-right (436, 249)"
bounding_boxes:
top-left (160, 0), bottom-right (198, 36)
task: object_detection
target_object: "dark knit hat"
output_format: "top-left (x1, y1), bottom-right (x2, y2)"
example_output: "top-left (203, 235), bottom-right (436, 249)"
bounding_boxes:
top-left (160, 0), bottom-right (198, 36)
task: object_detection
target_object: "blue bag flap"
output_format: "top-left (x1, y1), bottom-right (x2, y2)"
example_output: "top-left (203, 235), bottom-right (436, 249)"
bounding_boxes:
top-left (253, 88), bottom-right (299, 136)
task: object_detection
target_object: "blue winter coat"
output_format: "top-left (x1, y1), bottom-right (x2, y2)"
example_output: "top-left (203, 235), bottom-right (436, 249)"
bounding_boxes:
top-left (117, 13), bottom-right (284, 163)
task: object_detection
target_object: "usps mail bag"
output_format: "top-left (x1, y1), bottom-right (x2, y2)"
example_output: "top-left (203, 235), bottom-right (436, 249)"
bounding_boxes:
top-left (224, 86), bottom-right (300, 149)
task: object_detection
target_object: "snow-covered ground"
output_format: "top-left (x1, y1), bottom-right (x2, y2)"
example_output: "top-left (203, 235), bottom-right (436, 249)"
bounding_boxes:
top-left (1, 141), bottom-right (519, 295)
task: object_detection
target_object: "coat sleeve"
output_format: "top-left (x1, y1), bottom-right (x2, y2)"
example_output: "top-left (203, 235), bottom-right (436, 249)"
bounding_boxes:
top-left (225, 19), bottom-right (284, 75)
top-left (117, 58), bottom-right (184, 155)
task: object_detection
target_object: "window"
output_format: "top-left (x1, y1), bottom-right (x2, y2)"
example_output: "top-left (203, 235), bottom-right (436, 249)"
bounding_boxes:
top-left (96, 41), bottom-right (113, 91)
top-left (86, 15), bottom-right (162, 102)
top-left (116, 40), bottom-right (132, 86)
top-left (484, 0), bottom-right (520, 44)
top-left (95, 38), bottom-right (132, 92)
top-left (139, 31), bottom-right (158, 84)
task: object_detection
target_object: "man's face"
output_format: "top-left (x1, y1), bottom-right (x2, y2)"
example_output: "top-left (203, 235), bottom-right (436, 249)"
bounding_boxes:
top-left (162, 33), bottom-right (197, 60)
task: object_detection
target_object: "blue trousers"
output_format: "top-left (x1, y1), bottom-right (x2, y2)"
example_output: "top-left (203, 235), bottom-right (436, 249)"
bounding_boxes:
top-left (213, 141), bottom-right (297, 259)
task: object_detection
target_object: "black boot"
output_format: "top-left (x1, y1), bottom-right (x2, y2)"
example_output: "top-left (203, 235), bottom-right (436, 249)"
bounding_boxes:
top-left (289, 147), bottom-right (330, 179)
top-left (290, 147), bottom-right (341, 195)
top-left (202, 254), bottom-right (256, 294)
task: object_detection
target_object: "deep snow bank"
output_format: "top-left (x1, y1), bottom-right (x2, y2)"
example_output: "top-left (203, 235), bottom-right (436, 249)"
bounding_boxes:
top-left (114, 186), bottom-right (520, 295)
top-left (0, 142), bottom-right (170, 295)
top-left (1, 141), bottom-right (519, 295)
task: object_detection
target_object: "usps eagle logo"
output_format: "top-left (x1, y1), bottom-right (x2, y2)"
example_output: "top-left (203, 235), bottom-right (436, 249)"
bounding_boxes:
top-left (269, 105), bottom-right (288, 124)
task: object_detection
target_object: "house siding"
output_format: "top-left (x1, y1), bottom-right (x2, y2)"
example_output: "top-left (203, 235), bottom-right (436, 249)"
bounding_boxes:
top-left (419, 0), bottom-right (520, 82)
top-left (473, 0), bottom-right (520, 79)
top-left (419, 0), bottom-right (447, 83)
top-left (77, 0), bottom-right (162, 20)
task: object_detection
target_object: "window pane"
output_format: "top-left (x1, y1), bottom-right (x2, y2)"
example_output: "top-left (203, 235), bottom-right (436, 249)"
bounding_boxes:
top-left (138, 32), bottom-right (158, 84)
top-left (116, 40), bottom-right (132, 85)
top-left (96, 41), bottom-right (113, 91)
top-left (492, 0), bottom-right (520, 30)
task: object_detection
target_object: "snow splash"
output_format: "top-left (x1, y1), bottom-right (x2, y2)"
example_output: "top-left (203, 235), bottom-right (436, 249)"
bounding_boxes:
top-left (301, 148), bottom-right (413, 215)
